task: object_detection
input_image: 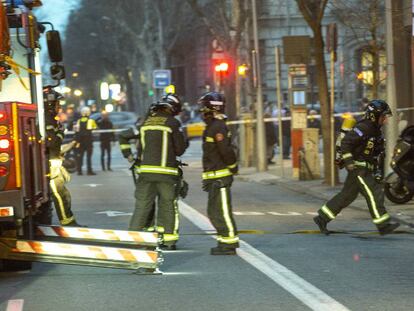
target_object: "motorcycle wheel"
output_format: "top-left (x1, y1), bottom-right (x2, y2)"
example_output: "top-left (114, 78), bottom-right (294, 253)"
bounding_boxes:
top-left (384, 178), bottom-right (414, 204)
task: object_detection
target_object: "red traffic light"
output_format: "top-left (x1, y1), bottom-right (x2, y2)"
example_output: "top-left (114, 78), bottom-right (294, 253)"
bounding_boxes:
top-left (215, 62), bottom-right (229, 73)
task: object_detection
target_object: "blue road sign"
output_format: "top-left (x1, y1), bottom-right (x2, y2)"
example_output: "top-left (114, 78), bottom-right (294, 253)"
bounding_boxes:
top-left (153, 70), bottom-right (171, 89)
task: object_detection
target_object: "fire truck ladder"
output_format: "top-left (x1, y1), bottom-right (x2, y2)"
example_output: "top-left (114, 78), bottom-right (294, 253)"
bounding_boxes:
top-left (0, 226), bottom-right (163, 273)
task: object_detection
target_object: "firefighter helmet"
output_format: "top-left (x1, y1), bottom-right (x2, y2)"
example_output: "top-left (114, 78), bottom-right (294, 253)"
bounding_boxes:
top-left (152, 93), bottom-right (182, 115)
top-left (43, 87), bottom-right (63, 112)
top-left (198, 92), bottom-right (225, 114)
top-left (364, 99), bottom-right (392, 123)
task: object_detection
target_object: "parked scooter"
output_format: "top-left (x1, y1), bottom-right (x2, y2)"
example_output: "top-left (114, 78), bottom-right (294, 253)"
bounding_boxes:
top-left (384, 125), bottom-right (414, 204)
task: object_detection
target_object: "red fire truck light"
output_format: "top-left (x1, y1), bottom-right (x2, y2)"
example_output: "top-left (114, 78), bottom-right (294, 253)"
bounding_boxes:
top-left (0, 139), bottom-right (10, 149)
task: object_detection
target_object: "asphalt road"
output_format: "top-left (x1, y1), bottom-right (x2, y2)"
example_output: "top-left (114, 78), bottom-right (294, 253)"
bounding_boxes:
top-left (1, 140), bottom-right (413, 311)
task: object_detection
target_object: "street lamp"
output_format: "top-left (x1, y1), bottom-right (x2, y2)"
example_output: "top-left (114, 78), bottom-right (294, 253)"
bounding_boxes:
top-left (74, 89), bottom-right (83, 97)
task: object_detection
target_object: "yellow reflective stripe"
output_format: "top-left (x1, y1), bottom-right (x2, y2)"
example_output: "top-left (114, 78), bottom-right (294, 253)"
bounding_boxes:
top-left (217, 236), bottom-right (239, 244)
top-left (134, 165), bottom-right (141, 174)
top-left (354, 161), bottom-right (374, 170)
top-left (173, 199), bottom-right (179, 235)
top-left (228, 163), bottom-right (237, 169)
top-left (141, 125), bottom-right (172, 133)
top-left (156, 226), bottom-right (165, 233)
top-left (140, 127), bottom-right (146, 151)
top-left (163, 233), bottom-right (179, 242)
top-left (321, 205), bottom-right (335, 220)
top-left (342, 153), bottom-right (353, 159)
top-left (205, 136), bottom-right (214, 142)
top-left (139, 165), bottom-right (178, 175)
top-left (161, 130), bottom-right (168, 167)
top-left (202, 168), bottom-right (232, 180)
top-left (220, 187), bottom-right (235, 238)
top-left (357, 176), bottom-right (380, 218)
top-left (46, 125), bottom-right (55, 130)
top-left (373, 213), bottom-right (390, 224)
top-left (120, 144), bottom-right (131, 150)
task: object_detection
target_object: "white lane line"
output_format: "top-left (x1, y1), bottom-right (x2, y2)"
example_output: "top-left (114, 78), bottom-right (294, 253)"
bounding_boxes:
top-left (6, 299), bottom-right (24, 311)
top-left (179, 201), bottom-right (351, 311)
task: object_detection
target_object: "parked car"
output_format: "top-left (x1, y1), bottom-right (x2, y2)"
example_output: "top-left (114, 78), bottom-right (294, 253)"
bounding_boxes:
top-left (183, 116), bottom-right (205, 139)
top-left (90, 111), bottom-right (138, 130)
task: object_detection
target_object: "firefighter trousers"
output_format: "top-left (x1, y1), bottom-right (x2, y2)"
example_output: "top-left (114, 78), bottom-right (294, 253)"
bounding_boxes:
top-left (206, 178), bottom-right (239, 248)
top-left (318, 168), bottom-right (391, 226)
top-left (129, 177), bottom-right (179, 245)
top-left (50, 173), bottom-right (75, 225)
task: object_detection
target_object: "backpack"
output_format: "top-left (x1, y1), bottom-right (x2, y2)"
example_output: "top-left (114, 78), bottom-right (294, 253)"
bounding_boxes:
top-left (335, 114), bottom-right (357, 168)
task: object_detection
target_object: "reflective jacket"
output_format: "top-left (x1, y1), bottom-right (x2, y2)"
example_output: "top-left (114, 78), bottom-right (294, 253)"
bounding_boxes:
top-left (341, 119), bottom-right (384, 169)
top-left (75, 117), bottom-right (97, 144)
top-left (202, 117), bottom-right (237, 180)
top-left (137, 111), bottom-right (187, 181)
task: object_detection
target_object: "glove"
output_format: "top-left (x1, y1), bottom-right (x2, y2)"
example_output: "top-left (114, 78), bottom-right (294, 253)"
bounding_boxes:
top-left (202, 180), bottom-right (210, 192)
top-left (345, 163), bottom-right (355, 171)
top-left (228, 164), bottom-right (239, 175)
top-left (127, 154), bottom-right (135, 164)
top-left (179, 180), bottom-right (189, 198)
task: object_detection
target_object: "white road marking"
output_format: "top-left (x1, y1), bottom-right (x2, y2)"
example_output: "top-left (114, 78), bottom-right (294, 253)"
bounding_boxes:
top-left (96, 211), bottom-right (133, 217)
top-left (83, 183), bottom-right (103, 188)
top-left (179, 201), bottom-right (351, 311)
top-left (6, 299), bottom-right (24, 311)
top-left (233, 211), bottom-right (266, 216)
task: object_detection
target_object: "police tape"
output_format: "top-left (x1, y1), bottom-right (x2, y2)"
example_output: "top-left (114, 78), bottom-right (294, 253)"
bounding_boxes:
top-left (63, 106), bottom-right (414, 135)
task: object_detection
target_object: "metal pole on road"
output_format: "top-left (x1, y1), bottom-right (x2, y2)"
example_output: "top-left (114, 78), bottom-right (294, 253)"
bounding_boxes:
top-left (275, 46), bottom-right (284, 177)
top-left (251, 0), bottom-right (267, 172)
top-left (330, 49), bottom-right (335, 187)
top-left (385, 0), bottom-right (398, 175)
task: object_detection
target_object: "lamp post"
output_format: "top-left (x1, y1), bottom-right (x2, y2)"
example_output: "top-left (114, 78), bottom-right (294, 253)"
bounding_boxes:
top-left (251, 0), bottom-right (267, 172)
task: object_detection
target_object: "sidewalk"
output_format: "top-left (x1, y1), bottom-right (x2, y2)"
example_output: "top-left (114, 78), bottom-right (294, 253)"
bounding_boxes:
top-left (236, 159), bottom-right (414, 228)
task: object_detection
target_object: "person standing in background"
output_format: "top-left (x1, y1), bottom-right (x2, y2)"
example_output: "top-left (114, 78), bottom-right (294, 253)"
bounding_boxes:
top-left (98, 111), bottom-right (114, 171)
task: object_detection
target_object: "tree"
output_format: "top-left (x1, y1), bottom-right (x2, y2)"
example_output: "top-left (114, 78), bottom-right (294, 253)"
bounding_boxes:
top-left (329, 0), bottom-right (386, 99)
top-left (64, 0), bottom-right (192, 115)
top-left (296, 0), bottom-right (335, 185)
top-left (186, 0), bottom-right (246, 121)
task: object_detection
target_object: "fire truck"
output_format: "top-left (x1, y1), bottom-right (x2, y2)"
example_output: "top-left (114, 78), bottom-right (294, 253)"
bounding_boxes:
top-left (0, 1), bottom-right (161, 273)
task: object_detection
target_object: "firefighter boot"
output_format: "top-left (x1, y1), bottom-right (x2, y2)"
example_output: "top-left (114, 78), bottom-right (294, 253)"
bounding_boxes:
top-left (313, 216), bottom-right (330, 235)
top-left (378, 222), bottom-right (400, 235)
top-left (210, 246), bottom-right (237, 255)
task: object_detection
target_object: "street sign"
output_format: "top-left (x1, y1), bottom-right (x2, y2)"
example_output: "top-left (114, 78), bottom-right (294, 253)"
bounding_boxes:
top-left (153, 69), bottom-right (171, 89)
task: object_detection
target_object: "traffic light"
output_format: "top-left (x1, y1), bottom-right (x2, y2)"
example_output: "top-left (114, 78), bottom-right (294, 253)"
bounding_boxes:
top-left (215, 62), bottom-right (229, 73)
top-left (165, 84), bottom-right (175, 94)
top-left (238, 64), bottom-right (248, 77)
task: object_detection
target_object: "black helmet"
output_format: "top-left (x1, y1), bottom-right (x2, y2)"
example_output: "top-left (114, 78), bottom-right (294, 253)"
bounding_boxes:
top-left (43, 87), bottom-right (63, 111)
top-left (198, 92), bottom-right (225, 114)
top-left (364, 99), bottom-right (392, 122)
top-left (154, 93), bottom-right (182, 115)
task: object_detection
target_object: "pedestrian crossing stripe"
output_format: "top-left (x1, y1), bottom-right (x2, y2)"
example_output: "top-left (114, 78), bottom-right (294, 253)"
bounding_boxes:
top-left (233, 211), bottom-right (318, 216)
top-left (12, 240), bottom-right (159, 264)
top-left (36, 226), bottom-right (159, 245)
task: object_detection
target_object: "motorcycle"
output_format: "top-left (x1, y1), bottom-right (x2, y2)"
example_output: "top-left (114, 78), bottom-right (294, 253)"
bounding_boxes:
top-left (384, 125), bottom-right (414, 204)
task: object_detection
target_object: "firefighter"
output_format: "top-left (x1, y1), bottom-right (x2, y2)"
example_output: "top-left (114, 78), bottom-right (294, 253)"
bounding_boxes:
top-left (75, 106), bottom-right (97, 175)
top-left (198, 92), bottom-right (239, 255)
top-left (44, 87), bottom-right (81, 226)
top-left (314, 99), bottom-right (400, 235)
top-left (119, 112), bottom-right (155, 228)
top-left (128, 94), bottom-right (188, 250)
